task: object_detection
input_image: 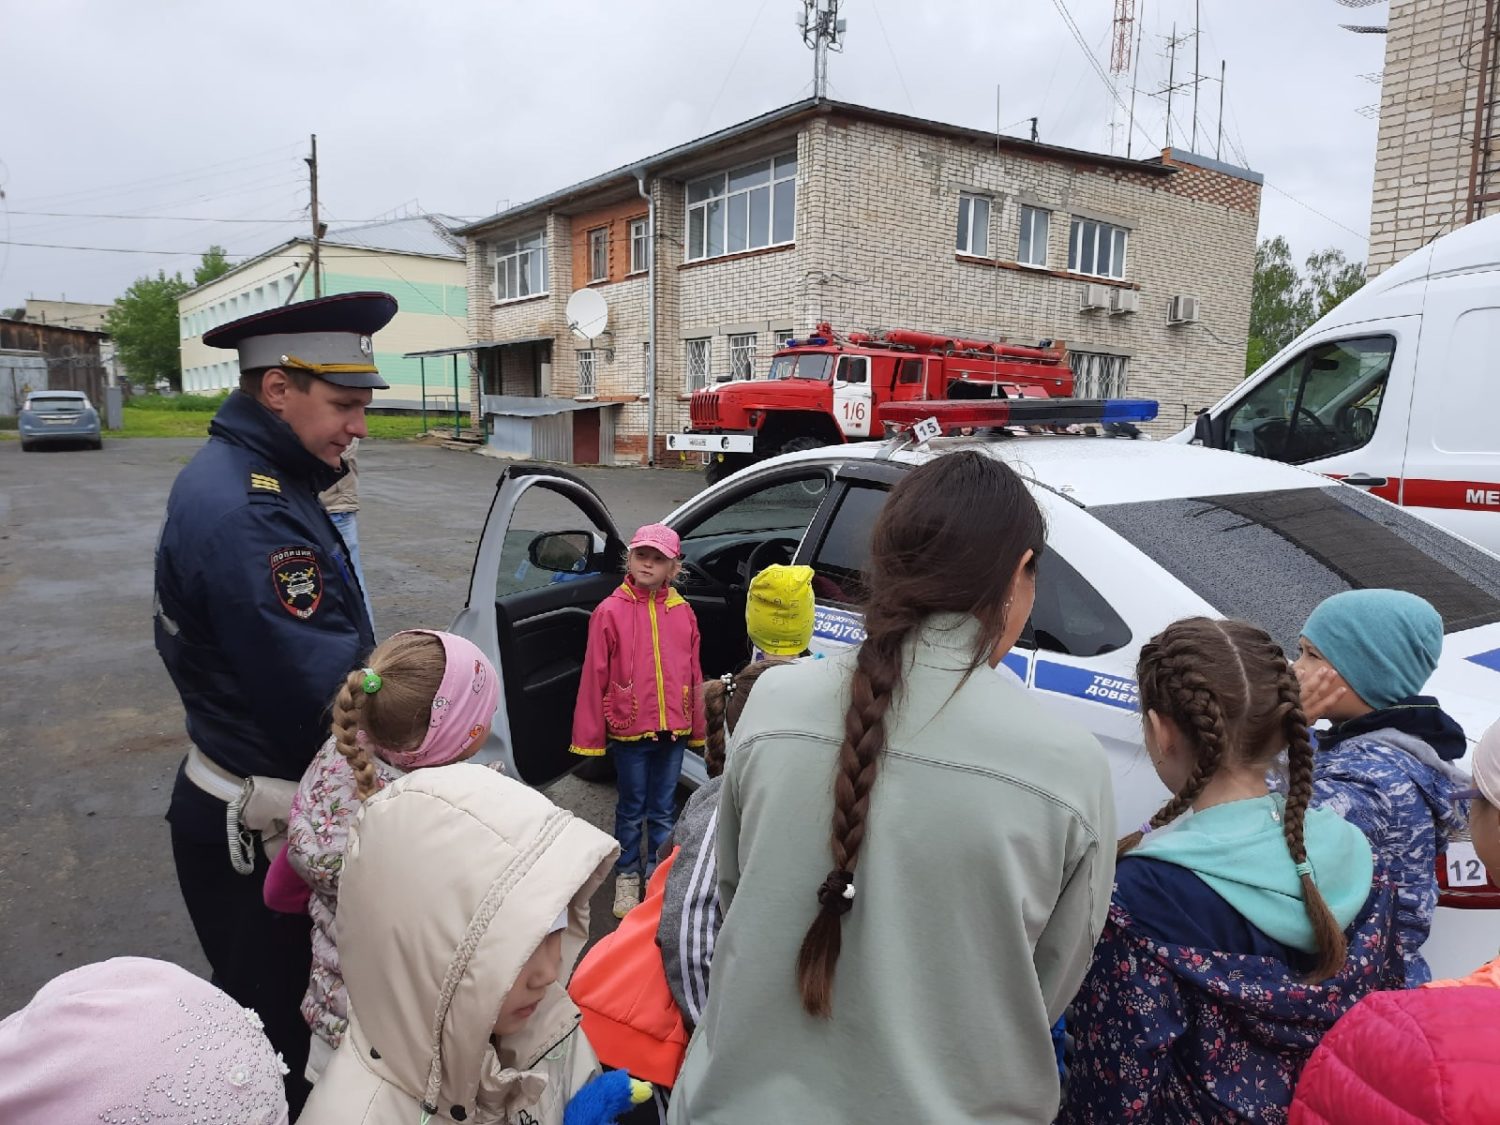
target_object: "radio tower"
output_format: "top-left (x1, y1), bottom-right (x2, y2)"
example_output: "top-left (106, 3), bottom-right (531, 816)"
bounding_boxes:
top-left (1111, 0), bottom-right (1138, 156)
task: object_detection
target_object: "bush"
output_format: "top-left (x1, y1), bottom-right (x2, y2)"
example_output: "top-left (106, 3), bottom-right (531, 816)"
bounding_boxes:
top-left (129, 391), bottom-right (232, 412)
top-left (0, 414), bottom-right (16, 431)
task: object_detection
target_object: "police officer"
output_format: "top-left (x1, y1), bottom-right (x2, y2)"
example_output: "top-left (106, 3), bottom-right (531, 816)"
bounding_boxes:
top-left (154, 291), bottom-right (393, 1113)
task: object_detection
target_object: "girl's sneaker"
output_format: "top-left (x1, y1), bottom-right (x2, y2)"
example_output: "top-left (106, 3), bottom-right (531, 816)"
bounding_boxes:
top-left (612, 872), bottom-right (642, 919)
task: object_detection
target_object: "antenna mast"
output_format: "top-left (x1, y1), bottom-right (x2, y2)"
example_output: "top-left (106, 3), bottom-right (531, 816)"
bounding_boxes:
top-left (801, 0), bottom-right (847, 100)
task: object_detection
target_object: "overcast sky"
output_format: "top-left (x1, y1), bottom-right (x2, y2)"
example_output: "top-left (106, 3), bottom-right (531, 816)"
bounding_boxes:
top-left (0, 0), bottom-right (1386, 312)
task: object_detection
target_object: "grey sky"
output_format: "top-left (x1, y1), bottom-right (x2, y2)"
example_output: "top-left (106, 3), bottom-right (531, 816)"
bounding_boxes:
top-left (0, 0), bottom-right (1386, 312)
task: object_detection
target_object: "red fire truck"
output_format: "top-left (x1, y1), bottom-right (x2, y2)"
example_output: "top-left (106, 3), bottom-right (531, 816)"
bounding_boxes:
top-left (666, 323), bottom-right (1074, 480)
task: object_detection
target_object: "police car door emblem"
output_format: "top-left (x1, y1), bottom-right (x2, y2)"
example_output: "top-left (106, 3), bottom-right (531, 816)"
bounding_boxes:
top-left (269, 546), bottom-right (324, 620)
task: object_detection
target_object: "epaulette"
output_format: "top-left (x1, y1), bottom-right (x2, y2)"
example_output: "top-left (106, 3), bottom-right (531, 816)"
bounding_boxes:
top-left (249, 470), bottom-right (283, 496)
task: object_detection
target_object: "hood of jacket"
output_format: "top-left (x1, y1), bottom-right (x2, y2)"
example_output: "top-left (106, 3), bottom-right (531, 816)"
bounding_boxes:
top-left (1132, 795), bottom-right (1373, 954)
top-left (211, 389), bottom-right (344, 493)
top-left (330, 763), bottom-right (617, 1120)
top-left (1319, 722), bottom-right (1472, 842)
top-left (1320, 696), bottom-right (1467, 761)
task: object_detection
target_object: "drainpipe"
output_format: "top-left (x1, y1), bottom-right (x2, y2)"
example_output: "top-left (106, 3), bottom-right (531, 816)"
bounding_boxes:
top-left (636, 168), bottom-right (656, 465)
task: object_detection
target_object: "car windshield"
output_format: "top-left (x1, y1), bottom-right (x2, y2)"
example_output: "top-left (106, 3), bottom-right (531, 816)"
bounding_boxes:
top-left (766, 353), bottom-right (834, 381)
top-left (28, 396), bottom-right (86, 412)
top-left (1092, 485), bottom-right (1500, 651)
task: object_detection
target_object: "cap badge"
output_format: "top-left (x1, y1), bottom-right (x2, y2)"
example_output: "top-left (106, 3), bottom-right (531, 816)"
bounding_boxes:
top-left (359, 335), bottom-right (373, 356)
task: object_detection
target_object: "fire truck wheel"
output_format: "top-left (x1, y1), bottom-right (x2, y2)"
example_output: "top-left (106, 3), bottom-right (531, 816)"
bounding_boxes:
top-left (778, 435), bottom-right (824, 456)
top-left (704, 458), bottom-right (734, 485)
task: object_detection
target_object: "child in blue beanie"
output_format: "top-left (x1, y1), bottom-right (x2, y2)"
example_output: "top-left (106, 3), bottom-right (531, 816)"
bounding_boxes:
top-left (1295, 588), bottom-right (1469, 985)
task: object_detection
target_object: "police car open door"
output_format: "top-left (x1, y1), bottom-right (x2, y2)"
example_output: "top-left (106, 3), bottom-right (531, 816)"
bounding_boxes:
top-left (451, 463), bottom-right (625, 786)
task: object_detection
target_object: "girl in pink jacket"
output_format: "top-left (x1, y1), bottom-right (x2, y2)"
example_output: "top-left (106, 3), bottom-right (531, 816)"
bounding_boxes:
top-left (571, 523), bottom-right (705, 920)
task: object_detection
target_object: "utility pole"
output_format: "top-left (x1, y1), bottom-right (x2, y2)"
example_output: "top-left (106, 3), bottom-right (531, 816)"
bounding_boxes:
top-left (1127, 0), bottom-right (1145, 158)
top-left (801, 0), bottom-right (847, 100)
top-left (305, 134), bottom-right (322, 298)
top-left (1217, 60), bottom-right (1226, 160)
top-left (1192, 0), bottom-right (1201, 151)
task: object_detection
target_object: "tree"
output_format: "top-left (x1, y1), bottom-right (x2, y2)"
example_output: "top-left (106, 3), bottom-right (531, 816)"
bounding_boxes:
top-left (194, 244), bottom-right (233, 287)
top-left (1245, 238), bottom-right (1367, 374)
top-left (106, 247), bottom-right (234, 392)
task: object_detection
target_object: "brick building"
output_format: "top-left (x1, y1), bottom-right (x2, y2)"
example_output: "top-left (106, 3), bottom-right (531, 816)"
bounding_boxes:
top-left (458, 98), bottom-right (1262, 463)
top-left (1368, 0), bottom-right (1500, 276)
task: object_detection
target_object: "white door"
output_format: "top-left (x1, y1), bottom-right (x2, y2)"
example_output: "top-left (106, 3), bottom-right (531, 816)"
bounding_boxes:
top-left (832, 355), bottom-right (874, 438)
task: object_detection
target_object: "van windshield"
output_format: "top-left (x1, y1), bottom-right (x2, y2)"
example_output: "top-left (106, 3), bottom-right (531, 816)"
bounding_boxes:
top-left (767, 353), bottom-right (834, 381)
top-left (1092, 485), bottom-right (1500, 650)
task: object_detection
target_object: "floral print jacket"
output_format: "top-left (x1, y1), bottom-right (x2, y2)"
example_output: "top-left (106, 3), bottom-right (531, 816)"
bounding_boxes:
top-left (285, 737), bottom-right (400, 1052)
top-left (1060, 878), bottom-right (1402, 1125)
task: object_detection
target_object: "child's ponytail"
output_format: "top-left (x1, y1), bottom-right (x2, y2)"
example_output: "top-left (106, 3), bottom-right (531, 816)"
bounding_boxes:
top-left (702, 659), bottom-right (790, 779)
top-left (333, 668), bottom-right (382, 799)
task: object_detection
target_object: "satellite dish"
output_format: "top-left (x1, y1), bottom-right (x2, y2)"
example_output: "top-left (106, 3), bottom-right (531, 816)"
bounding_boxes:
top-left (566, 289), bottom-right (609, 340)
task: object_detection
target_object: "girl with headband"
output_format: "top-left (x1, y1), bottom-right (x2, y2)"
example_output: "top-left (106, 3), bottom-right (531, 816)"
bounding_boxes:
top-left (265, 629), bottom-right (499, 1082)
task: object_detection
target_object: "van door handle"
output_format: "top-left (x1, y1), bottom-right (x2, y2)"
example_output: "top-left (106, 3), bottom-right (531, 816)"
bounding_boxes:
top-left (1342, 474), bottom-right (1389, 488)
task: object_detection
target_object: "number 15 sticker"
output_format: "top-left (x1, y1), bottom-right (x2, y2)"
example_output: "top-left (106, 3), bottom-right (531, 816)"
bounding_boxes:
top-left (1445, 841), bottom-right (1490, 887)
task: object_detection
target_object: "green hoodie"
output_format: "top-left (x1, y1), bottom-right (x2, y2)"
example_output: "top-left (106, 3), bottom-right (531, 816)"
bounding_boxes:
top-left (1131, 794), bottom-right (1373, 953)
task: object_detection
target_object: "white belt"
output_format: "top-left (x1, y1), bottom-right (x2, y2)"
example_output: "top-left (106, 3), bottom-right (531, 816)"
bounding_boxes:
top-left (185, 744), bottom-right (245, 803)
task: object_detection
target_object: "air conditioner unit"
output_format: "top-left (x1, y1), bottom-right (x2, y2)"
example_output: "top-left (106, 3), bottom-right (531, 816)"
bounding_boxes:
top-left (1109, 288), bottom-right (1140, 316)
top-left (1080, 283), bottom-right (1110, 312)
top-left (1168, 295), bottom-right (1201, 325)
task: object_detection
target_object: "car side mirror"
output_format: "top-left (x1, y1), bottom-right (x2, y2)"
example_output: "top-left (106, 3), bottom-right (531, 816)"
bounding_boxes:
top-left (526, 530), bottom-right (595, 574)
top-left (1192, 409), bottom-right (1223, 448)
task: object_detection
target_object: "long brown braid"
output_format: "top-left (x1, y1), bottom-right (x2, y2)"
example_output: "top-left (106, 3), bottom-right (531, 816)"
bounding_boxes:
top-left (1122, 617), bottom-right (1347, 981)
top-left (795, 451), bottom-right (1046, 1017)
top-left (702, 659), bottom-right (790, 779)
top-left (331, 632), bottom-right (446, 799)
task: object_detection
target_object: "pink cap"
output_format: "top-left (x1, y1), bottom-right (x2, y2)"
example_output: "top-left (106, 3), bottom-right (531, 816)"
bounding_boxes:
top-left (629, 523), bottom-right (682, 559)
top-left (0, 958), bottom-right (290, 1124)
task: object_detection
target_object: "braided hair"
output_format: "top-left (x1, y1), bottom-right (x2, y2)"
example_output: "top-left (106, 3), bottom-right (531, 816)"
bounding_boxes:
top-left (331, 632), bottom-right (446, 799)
top-left (795, 451), bottom-right (1046, 1017)
top-left (1123, 617), bottom-right (1347, 980)
top-left (702, 659), bottom-right (790, 779)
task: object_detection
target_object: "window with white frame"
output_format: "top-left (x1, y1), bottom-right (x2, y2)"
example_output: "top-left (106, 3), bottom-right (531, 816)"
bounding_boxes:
top-left (630, 219), bottom-right (649, 274)
top-left (493, 230), bottom-right (548, 301)
top-left (729, 333), bottom-right (758, 380)
top-left (1068, 218), bottom-right (1128, 280)
top-left (775, 329), bottom-right (795, 348)
top-left (956, 193), bottom-right (991, 257)
top-left (1018, 205), bottom-right (1050, 267)
top-left (686, 152), bottom-right (797, 262)
top-left (588, 228), bottom-right (608, 283)
top-left (685, 338), bottom-right (712, 392)
top-left (577, 349), bottom-right (597, 397)
top-left (1068, 351), bottom-right (1129, 398)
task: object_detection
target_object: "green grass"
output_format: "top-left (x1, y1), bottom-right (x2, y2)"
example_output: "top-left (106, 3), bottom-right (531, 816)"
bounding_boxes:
top-left (116, 405), bottom-right (433, 440)
top-left (129, 391), bottom-right (232, 412)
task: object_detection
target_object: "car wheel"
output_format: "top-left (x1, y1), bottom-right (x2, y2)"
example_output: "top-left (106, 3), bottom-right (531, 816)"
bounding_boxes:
top-left (573, 750), bottom-right (617, 784)
top-left (20, 440), bottom-right (33, 452)
top-left (92, 438), bottom-right (103, 450)
top-left (704, 458), bottom-right (733, 485)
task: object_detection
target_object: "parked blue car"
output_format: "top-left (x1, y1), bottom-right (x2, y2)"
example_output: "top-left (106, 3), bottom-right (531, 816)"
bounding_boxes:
top-left (19, 390), bottom-right (103, 451)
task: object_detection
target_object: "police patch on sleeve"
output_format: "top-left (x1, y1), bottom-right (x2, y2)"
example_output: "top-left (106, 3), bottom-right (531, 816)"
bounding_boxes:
top-left (269, 546), bottom-right (324, 620)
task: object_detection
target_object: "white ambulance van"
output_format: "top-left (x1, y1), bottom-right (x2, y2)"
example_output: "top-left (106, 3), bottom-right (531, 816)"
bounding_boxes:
top-left (1178, 214), bottom-right (1500, 553)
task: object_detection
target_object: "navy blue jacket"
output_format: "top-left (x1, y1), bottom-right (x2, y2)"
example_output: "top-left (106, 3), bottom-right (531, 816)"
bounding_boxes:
top-left (156, 391), bottom-right (374, 836)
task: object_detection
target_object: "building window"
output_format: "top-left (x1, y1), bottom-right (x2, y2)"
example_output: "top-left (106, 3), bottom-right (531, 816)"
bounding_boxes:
top-left (686, 152), bottom-right (797, 262)
top-left (1069, 351), bottom-right (1129, 398)
top-left (686, 338), bottom-right (712, 392)
top-left (729, 333), bottom-right (758, 380)
top-left (630, 219), bottom-right (649, 274)
top-left (1068, 218), bottom-right (1128, 280)
top-left (1018, 205), bottom-right (1050, 267)
top-left (956, 193), bottom-right (991, 257)
top-left (577, 349), bottom-right (597, 397)
top-left (493, 230), bottom-right (548, 301)
top-left (588, 228), bottom-right (608, 283)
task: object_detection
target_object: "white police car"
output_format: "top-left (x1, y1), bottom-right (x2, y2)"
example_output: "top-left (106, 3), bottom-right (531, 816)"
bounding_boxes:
top-left (451, 398), bottom-right (1500, 978)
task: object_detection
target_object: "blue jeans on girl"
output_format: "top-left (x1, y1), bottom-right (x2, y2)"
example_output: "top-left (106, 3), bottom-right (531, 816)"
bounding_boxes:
top-left (611, 733), bottom-right (686, 876)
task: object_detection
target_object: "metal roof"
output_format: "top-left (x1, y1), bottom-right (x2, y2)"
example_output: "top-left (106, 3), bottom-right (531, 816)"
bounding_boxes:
top-left (481, 395), bottom-right (622, 417)
top-left (322, 214), bottom-right (465, 259)
top-left (457, 98), bottom-right (1195, 236)
top-left (404, 335), bottom-right (552, 358)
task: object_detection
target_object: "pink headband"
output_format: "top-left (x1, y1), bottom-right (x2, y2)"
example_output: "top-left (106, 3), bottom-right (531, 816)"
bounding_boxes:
top-left (0, 957), bottom-right (289, 1124)
top-left (363, 630), bottom-right (499, 771)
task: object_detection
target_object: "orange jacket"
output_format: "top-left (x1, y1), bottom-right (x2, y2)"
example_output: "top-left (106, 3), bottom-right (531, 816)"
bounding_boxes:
top-left (569, 850), bottom-right (689, 1088)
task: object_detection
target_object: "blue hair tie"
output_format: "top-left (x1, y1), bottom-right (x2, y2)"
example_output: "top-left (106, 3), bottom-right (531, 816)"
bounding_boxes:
top-left (1295, 861), bottom-right (1314, 880)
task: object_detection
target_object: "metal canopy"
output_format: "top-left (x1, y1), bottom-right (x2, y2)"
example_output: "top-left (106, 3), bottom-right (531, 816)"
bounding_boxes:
top-left (402, 335), bottom-right (553, 359)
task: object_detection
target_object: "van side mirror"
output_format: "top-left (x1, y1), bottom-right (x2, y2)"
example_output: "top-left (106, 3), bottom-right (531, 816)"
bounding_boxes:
top-left (1192, 409), bottom-right (1223, 448)
top-left (526, 530), bottom-right (595, 573)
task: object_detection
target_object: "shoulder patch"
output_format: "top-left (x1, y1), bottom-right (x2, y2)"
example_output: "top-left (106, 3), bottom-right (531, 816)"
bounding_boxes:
top-left (269, 546), bottom-right (323, 620)
top-left (250, 472), bottom-right (281, 494)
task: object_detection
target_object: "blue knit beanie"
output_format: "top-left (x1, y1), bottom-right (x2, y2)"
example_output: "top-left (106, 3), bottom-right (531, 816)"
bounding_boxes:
top-left (1300, 589), bottom-right (1444, 709)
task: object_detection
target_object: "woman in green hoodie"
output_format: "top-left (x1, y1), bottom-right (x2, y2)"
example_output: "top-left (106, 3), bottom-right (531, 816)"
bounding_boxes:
top-left (1061, 617), bottom-right (1403, 1124)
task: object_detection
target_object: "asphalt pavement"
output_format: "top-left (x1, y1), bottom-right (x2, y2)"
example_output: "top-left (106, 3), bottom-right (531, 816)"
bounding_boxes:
top-left (0, 434), bottom-right (706, 1014)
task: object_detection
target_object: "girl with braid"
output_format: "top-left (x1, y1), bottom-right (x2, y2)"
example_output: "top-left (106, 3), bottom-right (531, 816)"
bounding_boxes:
top-left (1061, 618), bottom-right (1403, 1125)
top-left (269, 629), bottom-right (498, 1081)
top-left (669, 451), bottom-right (1115, 1125)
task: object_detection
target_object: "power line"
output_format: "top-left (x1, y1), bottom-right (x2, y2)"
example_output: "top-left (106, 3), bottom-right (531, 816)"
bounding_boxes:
top-left (703, 0), bottom-right (772, 128)
top-left (7, 144), bottom-right (304, 210)
top-left (5, 209), bottom-right (319, 223)
top-left (869, 0), bottom-right (917, 114)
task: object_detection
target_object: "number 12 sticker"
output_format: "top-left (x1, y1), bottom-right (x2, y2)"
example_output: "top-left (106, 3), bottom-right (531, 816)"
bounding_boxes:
top-left (1445, 841), bottom-right (1490, 887)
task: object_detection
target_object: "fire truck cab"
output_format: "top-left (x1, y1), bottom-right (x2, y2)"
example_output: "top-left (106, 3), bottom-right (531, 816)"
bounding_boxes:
top-left (666, 323), bottom-right (1073, 481)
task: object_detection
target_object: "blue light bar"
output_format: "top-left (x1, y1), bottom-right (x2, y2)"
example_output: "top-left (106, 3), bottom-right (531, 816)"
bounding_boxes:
top-left (879, 398), bottom-right (1160, 431)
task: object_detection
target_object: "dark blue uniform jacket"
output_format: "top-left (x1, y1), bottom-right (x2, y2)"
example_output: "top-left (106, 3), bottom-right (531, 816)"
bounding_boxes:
top-left (156, 391), bottom-right (374, 839)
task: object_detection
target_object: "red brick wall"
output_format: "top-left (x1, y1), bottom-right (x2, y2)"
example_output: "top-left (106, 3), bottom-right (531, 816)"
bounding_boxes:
top-left (570, 200), bottom-right (649, 288)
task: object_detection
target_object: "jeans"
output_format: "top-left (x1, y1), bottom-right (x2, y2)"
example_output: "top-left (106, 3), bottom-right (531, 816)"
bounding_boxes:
top-left (328, 510), bottom-right (375, 632)
top-left (611, 733), bottom-right (686, 875)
